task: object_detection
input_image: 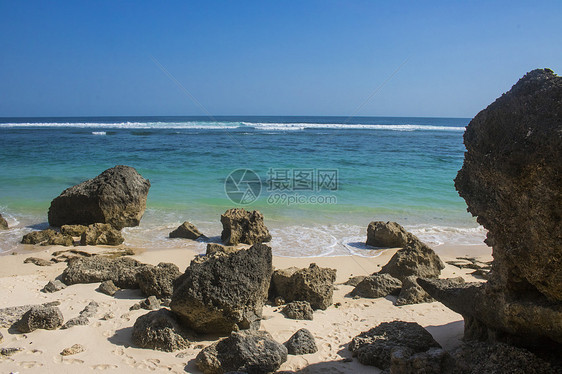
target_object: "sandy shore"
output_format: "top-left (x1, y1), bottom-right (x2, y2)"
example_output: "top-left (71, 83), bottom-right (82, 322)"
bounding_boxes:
top-left (0, 242), bottom-right (491, 373)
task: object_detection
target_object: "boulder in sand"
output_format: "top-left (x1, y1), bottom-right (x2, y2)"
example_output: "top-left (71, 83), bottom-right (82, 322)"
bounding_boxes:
top-left (195, 330), bottom-right (287, 374)
top-left (62, 256), bottom-right (150, 288)
top-left (98, 280), bottom-right (119, 296)
top-left (282, 301), bottom-right (314, 320)
top-left (285, 328), bottom-right (318, 355)
top-left (169, 221), bottom-right (204, 239)
top-left (17, 305), bottom-right (64, 333)
top-left (270, 264), bottom-right (336, 310)
top-left (136, 262), bottom-right (181, 298)
top-left (170, 243), bottom-right (273, 334)
top-left (132, 309), bottom-right (190, 352)
top-left (349, 321), bottom-right (441, 370)
top-left (351, 273), bottom-right (402, 299)
top-left (380, 239), bottom-right (444, 280)
top-left (220, 208), bottom-right (271, 245)
top-left (48, 165), bottom-right (150, 229)
top-left (0, 214), bottom-right (8, 229)
top-left (420, 69), bottom-right (562, 351)
top-left (42, 280), bottom-right (67, 293)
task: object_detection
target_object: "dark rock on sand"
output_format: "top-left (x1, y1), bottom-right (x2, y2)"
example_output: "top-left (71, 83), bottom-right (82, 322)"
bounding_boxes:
top-left (282, 301), bottom-right (314, 320)
top-left (136, 262), bottom-right (181, 298)
top-left (380, 239), bottom-right (444, 281)
top-left (171, 243), bottom-right (273, 334)
top-left (420, 69), bottom-right (562, 349)
top-left (18, 305), bottom-right (64, 332)
top-left (98, 280), bottom-right (119, 296)
top-left (80, 223), bottom-right (124, 246)
top-left (351, 273), bottom-right (402, 299)
top-left (62, 256), bottom-right (150, 288)
top-left (349, 321), bottom-right (441, 369)
top-left (140, 296), bottom-right (161, 310)
top-left (24, 257), bottom-right (53, 266)
top-left (132, 309), bottom-right (190, 352)
top-left (285, 328), bottom-right (318, 355)
top-left (21, 229), bottom-right (73, 246)
top-left (169, 221), bottom-right (205, 239)
top-left (0, 301), bottom-right (60, 328)
top-left (0, 214), bottom-right (8, 229)
top-left (220, 208), bottom-right (271, 245)
top-left (270, 264), bottom-right (336, 310)
top-left (60, 224), bottom-right (89, 237)
top-left (196, 330), bottom-right (287, 374)
top-left (366, 221), bottom-right (413, 248)
top-left (42, 280), bottom-right (67, 293)
top-left (48, 165), bottom-right (150, 229)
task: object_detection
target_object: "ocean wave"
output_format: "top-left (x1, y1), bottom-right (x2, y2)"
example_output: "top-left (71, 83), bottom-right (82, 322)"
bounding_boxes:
top-left (91, 131), bottom-right (106, 135)
top-left (0, 121), bottom-right (466, 132)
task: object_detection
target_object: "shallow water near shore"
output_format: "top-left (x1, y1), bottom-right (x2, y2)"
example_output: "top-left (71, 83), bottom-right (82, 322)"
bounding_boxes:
top-left (0, 116), bottom-right (486, 254)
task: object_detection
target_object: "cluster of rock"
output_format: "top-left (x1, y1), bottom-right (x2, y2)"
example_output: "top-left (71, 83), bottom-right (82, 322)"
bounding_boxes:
top-left (418, 69), bottom-right (562, 357)
top-left (349, 221), bottom-right (447, 306)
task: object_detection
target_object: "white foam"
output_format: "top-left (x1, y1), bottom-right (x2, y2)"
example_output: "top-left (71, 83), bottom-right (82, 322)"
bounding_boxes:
top-left (0, 121), bottom-right (466, 132)
top-left (91, 131), bottom-right (106, 135)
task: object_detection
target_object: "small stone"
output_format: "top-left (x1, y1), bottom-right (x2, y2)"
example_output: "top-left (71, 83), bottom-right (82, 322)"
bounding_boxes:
top-left (0, 347), bottom-right (23, 357)
top-left (101, 312), bottom-right (115, 320)
top-left (62, 315), bottom-right (89, 329)
top-left (285, 328), bottom-right (318, 355)
top-left (98, 280), bottom-right (119, 296)
top-left (24, 257), bottom-right (52, 267)
top-left (140, 296), bottom-right (161, 310)
top-left (130, 303), bottom-right (141, 311)
top-left (273, 296), bottom-right (285, 306)
top-left (60, 344), bottom-right (85, 356)
top-left (169, 221), bottom-right (205, 240)
top-left (41, 280), bottom-right (67, 293)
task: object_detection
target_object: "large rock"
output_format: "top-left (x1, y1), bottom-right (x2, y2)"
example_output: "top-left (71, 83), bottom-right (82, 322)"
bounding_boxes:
top-left (420, 69), bottom-right (562, 350)
top-left (62, 256), bottom-right (150, 288)
top-left (348, 321), bottom-right (441, 370)
top-left (195, 330), bottom-right (287, 374)
top-left (132, 309), bottom-right (190, 352)
top-left (284, 328), bottom-right (318, 355)
top-left (0, 214), bottom-right (8, 229)
top-left (282, 301), bottom-right (314, 320)
top-left (169, 221), bottom-right (204, 240)
top-left (270, 264), bottom-right (336, 310)
top-left (48, 165), bottom-right (150, 229)
top-left (80, 223), bottom-right (124, 246)
top-left (366, 221), bottom-right (413, 248)
top-left (17, 306), bottom-right (64, 332)
top-left (220, 208), bottom-right (271, 245)
top-left (380, 239), bottom-right (444, 280)
top-left (0, 301), bottom-right (60, 328)
top-left (351, 273), bottom-right (402, 299)
top-left (136, 262), bottom-right (181, 298)
top-left (170, 244), bottom-right (273, 334)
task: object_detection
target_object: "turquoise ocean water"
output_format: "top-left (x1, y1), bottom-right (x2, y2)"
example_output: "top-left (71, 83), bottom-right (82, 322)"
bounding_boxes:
top-left (0, 116), bottom-right (486, 256)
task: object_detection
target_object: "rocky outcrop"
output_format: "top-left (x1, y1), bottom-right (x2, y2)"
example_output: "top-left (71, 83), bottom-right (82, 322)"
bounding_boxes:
top-left (205, 243), bottom-right (239, 256)
top-left (285, 329), bottom-right (318, 355)
top-left (420, 69), bottom-right (562, 351)
top-left (351, 273), bottom-right (402, 299)
top-left (132, 309), bottom-right (190, 352)
top-left (0, 214), bottom-right (8, 229)
top-left (366, 221), bottom-right (413, 248)
top-left (80, 223), bottom-right (124, 246)
top-left (0, 301), bottom-right (60, 328)
top-left (48, 165), bottom-right (150, 229)
top-left (170, 244), bottom-right (273, 334)
top-left (169, 221), bottom-right (204, 239)
top-left (282, 301), bottom-right (314, 320)
top-left (195, 330), bottom-right (287, 374)
top-left (220, 208), bottom-right (271, 245)
top-left (62, 256), bottom-right (150, 288)
top-left (21, 229), bottom-right (73, 246)
top-left (348, 321), bottom-right (441, 370)
top-left (136, 262), bottom-right (181, 298)
top-left (380, 239), bottom-right (444, 280)
top-left (270, 264), bottom-right (336, 310)
top-left (17, 306), bottom-right (64, 332)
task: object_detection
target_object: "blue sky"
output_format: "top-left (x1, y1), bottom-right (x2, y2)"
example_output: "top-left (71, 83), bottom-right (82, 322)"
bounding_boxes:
top-left (1, 1), bottom-right (561, 118)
